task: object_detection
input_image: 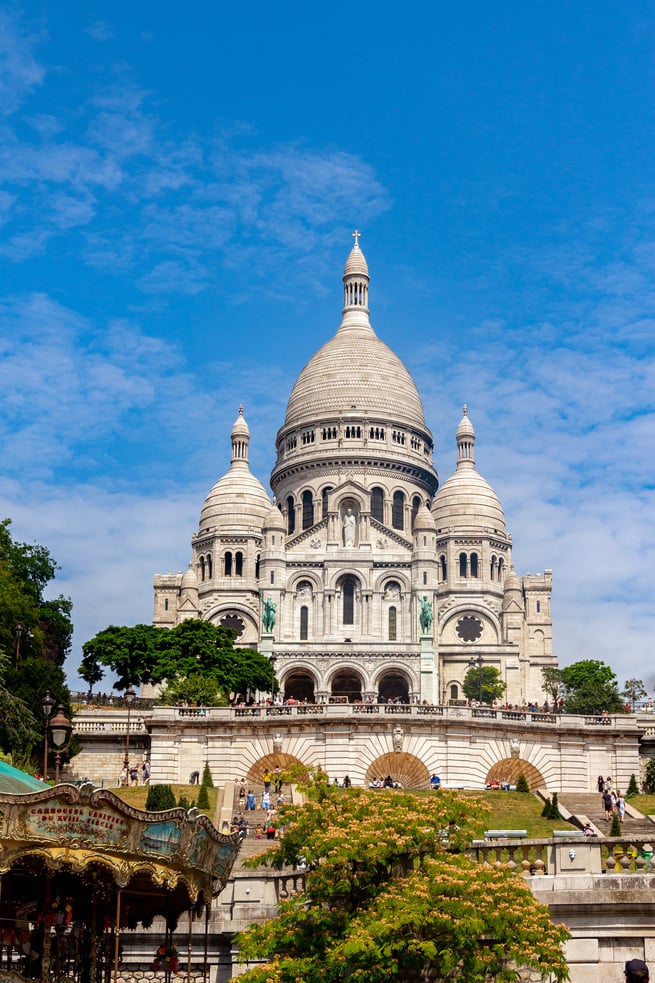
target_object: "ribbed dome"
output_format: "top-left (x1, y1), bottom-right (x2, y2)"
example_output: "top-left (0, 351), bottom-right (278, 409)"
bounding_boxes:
top-left (181, 562), bottom-right (197, 588)
top-left (199, 408), bottom-right (271, 533)
top-left (263, 502), bottom-right (286, 531)
top-left (284, 327), bottom-right (426, 430)
top-left (413, 502), bottom-right (437, 532)
top-left (432, 407), bottom-right (506, 534)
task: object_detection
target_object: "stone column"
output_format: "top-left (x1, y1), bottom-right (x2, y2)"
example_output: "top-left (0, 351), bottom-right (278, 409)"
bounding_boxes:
top-left (420, 635), bottom-right (437, 704)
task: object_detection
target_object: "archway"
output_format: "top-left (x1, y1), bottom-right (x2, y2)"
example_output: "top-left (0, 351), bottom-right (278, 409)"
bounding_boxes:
top-left (366, 752), bottom-right (430, 790)
top-left (283, 670), bottom-right (316, 703)
top-left (376, 670), bottom-right (410, 703)
top-left (330, 669), bottom-right (363, 703)
top-left (486, 758), bottom-right (546, 791)
top-left (244, 753), bottom-right (308, 788)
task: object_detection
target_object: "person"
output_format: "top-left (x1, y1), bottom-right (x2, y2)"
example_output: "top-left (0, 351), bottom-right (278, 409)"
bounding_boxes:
top-left (625, 960), bottom-right (649, 983)
top-left (583, 823), bottom-right (596, 836)
top-left (245, 789), bottom-right (256, 811)
top-left (597, 774), bottom-right (605, 793)
top-left (238, 782), bottom-right (246, 813)
top-left (261, 790), bottom-right (271, 811)
top-left (119, 766), bottom-right (128, 787)
top-left (429, 774), bottom-right (441, 790)
top-left (141, 760), bottom-right (150, 785)
top-left (602, 788), bottom-right (614, 820)
top-left (129, 764), bottom-right (139, 786)
top-left (343, 508), bottom-right (356, 547)
top-left (273, 766), bottom-right (282, 792)
top-left (190, 770), bottom-right (200, 785)
top-left (616, 791), bottom-right (626, 820)
top-left (343, 775), bottom-right (351, 788)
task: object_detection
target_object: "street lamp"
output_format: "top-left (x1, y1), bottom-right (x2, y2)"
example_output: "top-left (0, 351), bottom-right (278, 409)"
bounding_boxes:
top-left (48, 705), bottom-right (73, 783)
top-left (123, 684), bottom-right (136, 772)
top-left (270, 656), bottom-right (277, 702)
top-left (15, 624), bottom-right (22, 668)
top-left (468, 655), bottom-right (484, 703)
top-left (41, 691), bottom-right (55, 779)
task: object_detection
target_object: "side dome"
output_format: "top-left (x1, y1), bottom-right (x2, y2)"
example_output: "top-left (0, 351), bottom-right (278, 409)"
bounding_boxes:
top-left (282, 241), bottom-right (427, 431)
top-left (199, 408), bottom-right (271, 534)
top-left (432, 407), bottom-right (506, 535)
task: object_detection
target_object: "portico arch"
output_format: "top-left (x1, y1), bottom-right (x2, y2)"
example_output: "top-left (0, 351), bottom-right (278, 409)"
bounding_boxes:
top-left (330, 668), bottom-right (363, 703)
top-left (376, 669), bottom-right (411, 703)
top-left (486, 758), bottom-right (546, 791)
top-left (245, 753), bottom-right (308, 788)
top-left (283, 670), bottom-right (316, 703)
top-left (366, 752), bottom-right (430, 790)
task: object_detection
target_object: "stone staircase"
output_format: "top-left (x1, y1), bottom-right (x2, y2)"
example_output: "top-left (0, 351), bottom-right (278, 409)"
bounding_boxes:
top-left (556, 791), bottom-right (655, 836)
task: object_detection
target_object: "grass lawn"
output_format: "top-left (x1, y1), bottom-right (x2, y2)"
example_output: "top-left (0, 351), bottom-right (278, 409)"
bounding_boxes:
top-left (413, 789), bottom-right (572, 838)
top-left (629, 794), bottom-right (655, 816)
top-left (115, 784), bottom-right (220, 819)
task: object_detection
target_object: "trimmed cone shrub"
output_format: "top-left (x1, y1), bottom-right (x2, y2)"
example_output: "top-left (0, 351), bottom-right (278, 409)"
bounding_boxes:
top-left (516, 773), bottom-right (530, 793)
top-left (549, 792), bottom-right (561, 819)
top-left (201, 762), bottom-right (214, 788)
top-left (541, 797), bottom-right (551, 817)
top-left (609, 812), bottom-right (622, 837)
top-left (626, 773), bottom-right (639, 798)
top-left (197, 784), bottom-right (210, 810)
top-left (145, 784), bottom-right (177, 811)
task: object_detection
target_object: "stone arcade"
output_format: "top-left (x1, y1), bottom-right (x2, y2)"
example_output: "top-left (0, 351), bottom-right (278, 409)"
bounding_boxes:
top-left (153, 237), bottom-right (556, 708)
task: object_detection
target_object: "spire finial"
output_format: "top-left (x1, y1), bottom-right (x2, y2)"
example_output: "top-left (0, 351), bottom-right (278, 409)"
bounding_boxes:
top-left (352, 229), bottom-right (361, 248)
top-left (238, 404), bottom-right (244, 415)
top-left (462, 403), bottom-right (468, 415)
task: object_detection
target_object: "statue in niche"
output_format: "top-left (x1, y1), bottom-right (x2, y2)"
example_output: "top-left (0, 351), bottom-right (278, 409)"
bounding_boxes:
top-left (262, 597), bottom-right (276, 633)
top-left (385, 583), bottom-right (401, 601)
top-left (419, 596), bottom-right (433, 633)
top-left (297, 584), bottom-right (313, 600)
top-left (342, 507), bottom-right (357, 547)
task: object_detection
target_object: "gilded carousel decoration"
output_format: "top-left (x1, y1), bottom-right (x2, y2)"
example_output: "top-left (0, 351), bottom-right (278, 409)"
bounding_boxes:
top-left (0, 781), bottom-right (241, 983)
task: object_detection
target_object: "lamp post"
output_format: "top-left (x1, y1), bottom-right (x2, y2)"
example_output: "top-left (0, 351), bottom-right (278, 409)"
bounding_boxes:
top-left (15, 623), bottom-right (22, 668)
top-left (49, 705), bottom-right (73, 783)
top-left (468, 654), bottom-right (484, 703)
top-left (123, 684), bottom-right (136, 772)
top-left (41, 691), bottom-right (55, 779)
top-left (270, 656), bottom-right (277, 702)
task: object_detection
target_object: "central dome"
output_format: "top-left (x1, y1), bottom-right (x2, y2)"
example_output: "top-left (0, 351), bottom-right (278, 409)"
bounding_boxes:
top-left (282, 241), bottom-right (427, 432)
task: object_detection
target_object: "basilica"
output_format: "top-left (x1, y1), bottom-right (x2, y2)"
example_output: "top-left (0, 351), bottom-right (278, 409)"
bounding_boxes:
top-left (153, 239), bottom-right (556, 706)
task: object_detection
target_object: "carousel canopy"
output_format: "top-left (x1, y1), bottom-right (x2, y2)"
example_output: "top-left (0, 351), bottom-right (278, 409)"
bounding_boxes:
top-left (0, 760), bottom-right (49, 794)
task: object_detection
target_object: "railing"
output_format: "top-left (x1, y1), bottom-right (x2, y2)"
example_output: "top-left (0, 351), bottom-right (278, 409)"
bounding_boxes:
top-left (73, 704), bottom-right (650, 734)
top-left (471, 835), bottom-right (655, 875)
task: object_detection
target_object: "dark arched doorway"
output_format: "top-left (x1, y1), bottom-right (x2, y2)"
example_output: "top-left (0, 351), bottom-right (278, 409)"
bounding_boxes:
top-left (283, 671), bottom-right (316, 703)
top-left (330, 669), bottom-right (363, 703)
top-left (377, 670), bottom-right (410, 703)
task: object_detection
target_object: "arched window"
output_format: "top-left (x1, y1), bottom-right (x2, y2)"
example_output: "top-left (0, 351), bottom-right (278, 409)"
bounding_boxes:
top-left (470, 552), bottom-right (479, 578)
top-left (302, 490), bottom-right (314, 530)
top-left (235, 551), bottom-right (243, 576)
top-left (224, 552), bottom-right (232, 577)
top-left (199, 556), bottom-right (205, 582)
top-left (343, 578), bottom-right (356, 625)
top-left (498, 558), bottom-right (505, 580)
top-left (411, 495), bottom-right (421, 528)
top-left (423, 571), bottom-right (427, 585)
top-left (206, 554), bottom-right (212, 579)
top-left (450, 683), bottom-right (459, 700)
top-left (440, 555), bottom-right (447, 580)
top-left (490, 555), bottom-right (497, 580)
top-left (371, 487), bottom-right (384, 522)
top-left (322, 487), bottom-right (332, 519)
top-left (255, 554), bottom-right (260, 579)
top-left (459, 552), bottom-right (467, 577)
top-left (388, 606), bottom-right (397, 641)
top-left (300, 605), bottom-right (308, 641)
top-left (392, 490), bottom-right (405, 530)
top-left (286, 496), bottom-right (295, 535)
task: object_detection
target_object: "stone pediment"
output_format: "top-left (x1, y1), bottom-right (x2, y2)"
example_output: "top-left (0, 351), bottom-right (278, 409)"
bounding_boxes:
top-left (286, 517), bottom-right (328, 551)
top-left (369, 517), bottom-right (412, 550)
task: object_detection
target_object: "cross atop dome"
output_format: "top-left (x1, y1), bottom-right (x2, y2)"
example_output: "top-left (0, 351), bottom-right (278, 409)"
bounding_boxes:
top-left (352, 228), bottom-right (362, 248)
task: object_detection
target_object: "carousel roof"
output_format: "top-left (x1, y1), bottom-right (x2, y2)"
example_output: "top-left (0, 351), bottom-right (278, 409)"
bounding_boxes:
top-left (0, 759), bottom-right (49, 794)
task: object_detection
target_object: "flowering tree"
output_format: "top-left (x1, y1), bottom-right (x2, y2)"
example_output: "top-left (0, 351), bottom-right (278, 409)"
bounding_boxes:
top-left (238, 773), bottom-right (570, 983)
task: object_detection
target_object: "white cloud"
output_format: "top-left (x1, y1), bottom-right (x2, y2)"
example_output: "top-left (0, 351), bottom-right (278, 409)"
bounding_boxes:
top-left (0, 10), bottom-right (45, 117)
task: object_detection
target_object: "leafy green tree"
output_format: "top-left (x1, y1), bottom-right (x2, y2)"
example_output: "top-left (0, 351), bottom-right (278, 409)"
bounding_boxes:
top-left (560, 660), bottom-right (623, 715)
top-left (622, 678), bottom-right (647, 710)
top-left (81, 624), bottom-right (165, 690)
top-left (462, 665), bottom-right (505, 705)
top-left (238, 772), bottom-right (570, 983)
top-left (516, 772), bottom-right (530, 793)
top-left (82, 619), bottom-right (273, 703)
top-left (0, 520), bottom-right (72, 761)
top-left (644, 759), bottom-right (655, 794)
top-left (541, 667), bottom-right (563, 706)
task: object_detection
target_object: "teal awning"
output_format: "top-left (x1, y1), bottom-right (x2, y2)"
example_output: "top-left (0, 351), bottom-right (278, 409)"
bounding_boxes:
top-left (0, 759), bottom-right (49, 794)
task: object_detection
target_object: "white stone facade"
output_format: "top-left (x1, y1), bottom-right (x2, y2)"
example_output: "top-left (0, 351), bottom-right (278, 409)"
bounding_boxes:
top-left (153, 239), bottom-right (557, 706)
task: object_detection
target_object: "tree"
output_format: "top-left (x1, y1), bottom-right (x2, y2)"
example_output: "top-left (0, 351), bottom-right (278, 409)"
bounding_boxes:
top-left (145, 785), bottom-right (177, 811)
top-left (541, 667), bottom-right (563, 706)
top-left (622, 678), bottom-right (647, 710)
top-left (81, 619), bottom-right (273, 703)
top-left (560, 660), bottom-right (623, 715)
top-left (237, 772), bottom-right (570, 983)
top-left (462, 665), bottom-right (505, 705)
top-left (0, 520), bottom-right (73, 761)
top-left (626, 774), bottom-right (639, 798)
top-left (644, 760), bottom-right (655, 794)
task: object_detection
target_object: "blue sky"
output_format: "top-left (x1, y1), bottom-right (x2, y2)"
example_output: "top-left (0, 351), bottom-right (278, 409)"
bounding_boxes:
top-left (1, 2), bottom-right (654, 692)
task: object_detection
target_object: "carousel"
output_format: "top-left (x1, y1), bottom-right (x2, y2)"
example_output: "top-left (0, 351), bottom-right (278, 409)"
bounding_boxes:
top-left (0, 776), bottom-right (241, 983)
